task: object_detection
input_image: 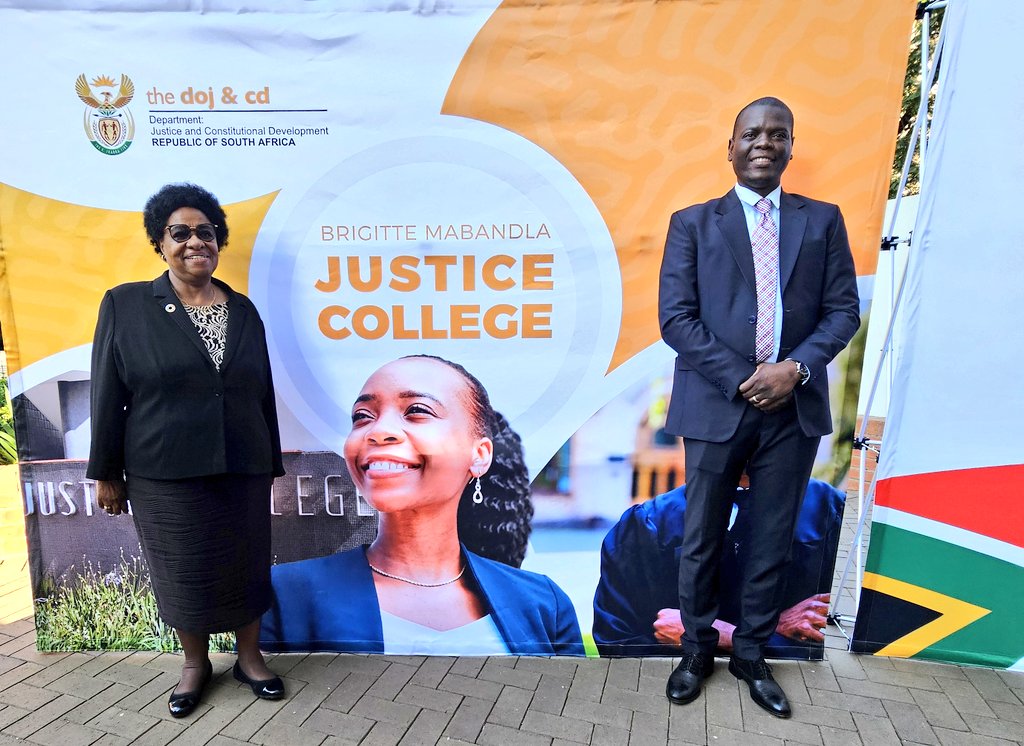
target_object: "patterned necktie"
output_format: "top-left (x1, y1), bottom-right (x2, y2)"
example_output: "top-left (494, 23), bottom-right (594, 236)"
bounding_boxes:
top-left (752, 197), bottom-right (778, 363)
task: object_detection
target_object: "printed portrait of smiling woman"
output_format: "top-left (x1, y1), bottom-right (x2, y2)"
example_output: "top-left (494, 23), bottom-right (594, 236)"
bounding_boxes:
top-left (260, 355), bottom-right (585, 655)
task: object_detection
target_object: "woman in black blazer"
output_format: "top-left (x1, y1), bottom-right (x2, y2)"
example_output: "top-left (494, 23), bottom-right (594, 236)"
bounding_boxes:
top-left (87, 183), bottom-right (286, 717)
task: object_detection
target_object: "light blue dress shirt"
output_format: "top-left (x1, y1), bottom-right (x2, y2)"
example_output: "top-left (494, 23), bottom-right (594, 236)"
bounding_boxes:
top-left (734, 183), bottom-right (783, 362)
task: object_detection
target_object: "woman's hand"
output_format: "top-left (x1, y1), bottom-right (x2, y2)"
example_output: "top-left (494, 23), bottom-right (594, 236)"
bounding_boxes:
top-left (96, 478), bottom-right (128, 515)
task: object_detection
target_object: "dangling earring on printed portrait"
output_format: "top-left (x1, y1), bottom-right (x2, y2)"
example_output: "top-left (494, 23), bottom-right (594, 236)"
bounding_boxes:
top-left (472, 476), bottom-right (484, 505)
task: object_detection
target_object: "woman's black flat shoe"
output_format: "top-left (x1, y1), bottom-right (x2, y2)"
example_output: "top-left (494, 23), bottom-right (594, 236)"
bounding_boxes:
top-left (233, 660), bottom-right (285, 700)
top-left (168, 660), bottom-right (213, 718)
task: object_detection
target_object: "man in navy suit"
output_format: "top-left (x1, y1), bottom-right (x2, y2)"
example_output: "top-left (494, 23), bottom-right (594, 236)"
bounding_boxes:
top-left (658, 97), bottom-right (859, 717)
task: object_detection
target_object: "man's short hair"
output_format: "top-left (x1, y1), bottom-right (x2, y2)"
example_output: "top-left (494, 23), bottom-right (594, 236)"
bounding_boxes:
top-left (733, 97), bottom-right (794, 133)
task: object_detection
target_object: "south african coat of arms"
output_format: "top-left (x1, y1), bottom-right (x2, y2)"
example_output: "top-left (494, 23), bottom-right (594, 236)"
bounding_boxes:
top-left (75, 74), bottom-right (135, 155)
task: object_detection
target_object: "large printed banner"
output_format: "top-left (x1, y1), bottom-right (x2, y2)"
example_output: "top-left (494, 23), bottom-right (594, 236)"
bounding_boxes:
top-left (852, 0), bottom-right (1024, 670)
top-left (0, 0), bottom-right (911, 656)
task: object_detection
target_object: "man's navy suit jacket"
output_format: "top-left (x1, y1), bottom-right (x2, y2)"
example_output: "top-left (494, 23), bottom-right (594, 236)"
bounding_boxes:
top-left (658, 189), bottom-right (860, 441)
top-left (260, 545), bottom-right (586, 656)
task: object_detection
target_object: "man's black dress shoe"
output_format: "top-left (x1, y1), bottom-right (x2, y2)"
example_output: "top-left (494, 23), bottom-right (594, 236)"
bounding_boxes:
top-left (168, 659), bottom-right (213, 718)
top-left (666, 652), bottom-right (715, 705)
top-left (233, 660), bottom-right (285, 700)
top-left (728, 656), bottom-right (791, 718)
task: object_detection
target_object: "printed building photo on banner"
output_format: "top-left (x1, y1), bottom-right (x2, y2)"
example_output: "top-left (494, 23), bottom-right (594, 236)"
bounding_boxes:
top-left (0, 0), bottom-right (914, 656)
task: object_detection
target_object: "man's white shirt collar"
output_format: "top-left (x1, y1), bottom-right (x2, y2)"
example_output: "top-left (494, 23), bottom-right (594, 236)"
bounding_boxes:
top-left (734, 183), bottom-right (781, 210)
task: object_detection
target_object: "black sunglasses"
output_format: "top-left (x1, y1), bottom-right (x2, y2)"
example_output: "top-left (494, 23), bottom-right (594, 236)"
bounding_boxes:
top-left (165, 223), bottom-right (218, 243)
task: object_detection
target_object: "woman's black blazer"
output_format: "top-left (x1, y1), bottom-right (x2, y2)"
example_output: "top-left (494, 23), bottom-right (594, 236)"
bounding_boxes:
top-left (86, 271), bottom-right (285, 481)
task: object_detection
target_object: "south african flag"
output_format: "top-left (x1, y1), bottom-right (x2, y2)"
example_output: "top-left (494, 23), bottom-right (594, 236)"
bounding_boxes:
top-left (852, 465), bottom-right (1024, 669)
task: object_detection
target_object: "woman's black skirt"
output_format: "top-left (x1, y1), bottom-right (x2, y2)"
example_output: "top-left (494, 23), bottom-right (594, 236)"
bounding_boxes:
top-left (126, 473), bottom-right (273, 634)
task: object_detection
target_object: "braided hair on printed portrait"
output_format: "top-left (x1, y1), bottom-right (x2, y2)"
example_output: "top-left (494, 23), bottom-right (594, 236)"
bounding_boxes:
top-left (398, 355), bottom-right (535, 569)
top-left (457, 410), bottom-right (534, 568)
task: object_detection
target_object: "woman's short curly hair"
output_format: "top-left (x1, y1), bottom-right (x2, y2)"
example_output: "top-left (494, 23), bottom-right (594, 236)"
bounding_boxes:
top-left (142, 183), bottom-right (229, 254)
top-left (458, 410), bottom-right (534, 568)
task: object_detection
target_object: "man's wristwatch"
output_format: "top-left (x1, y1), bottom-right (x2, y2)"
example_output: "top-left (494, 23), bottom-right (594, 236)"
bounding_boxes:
top-left (786, 358), bottom-right (811, 386)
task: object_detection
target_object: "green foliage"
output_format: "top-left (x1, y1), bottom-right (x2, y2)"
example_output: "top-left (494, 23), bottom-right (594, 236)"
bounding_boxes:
top-left (34, 551), bottom-right (235, 652)
top-left (0, 376), bottom-right (17, 465)
top-left (891, 3), bottom-right (944, 198)
top-left (820, 310), bottom-right (868, 487)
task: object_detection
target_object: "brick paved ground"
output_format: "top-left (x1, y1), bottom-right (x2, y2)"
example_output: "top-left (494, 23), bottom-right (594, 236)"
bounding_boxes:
top-left (1, 465), bottom-right (1023, 744)
top-left (0, 619), bottom-right (1022, 745)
